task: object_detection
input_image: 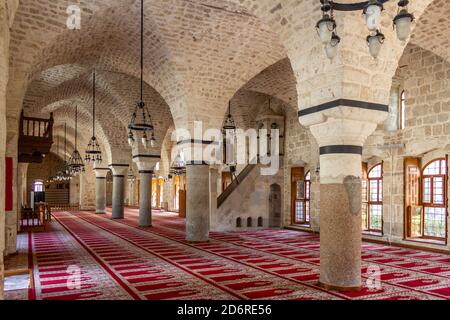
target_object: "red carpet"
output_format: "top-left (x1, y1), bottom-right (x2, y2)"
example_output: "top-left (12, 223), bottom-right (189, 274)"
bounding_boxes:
top-left (15, 208), bottom-right (450, 300)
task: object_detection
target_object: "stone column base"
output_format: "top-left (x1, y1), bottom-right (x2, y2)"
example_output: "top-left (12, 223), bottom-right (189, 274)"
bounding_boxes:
top-left (317, 281), bottom-right (362, 292)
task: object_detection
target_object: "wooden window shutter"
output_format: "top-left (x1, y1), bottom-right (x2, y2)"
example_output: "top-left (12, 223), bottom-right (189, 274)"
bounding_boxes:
top-left (404, 157), bottom-right (421, 238)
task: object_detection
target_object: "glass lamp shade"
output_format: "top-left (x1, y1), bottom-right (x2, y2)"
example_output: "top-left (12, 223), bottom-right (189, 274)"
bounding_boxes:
top-left (367, 31), bottom-right (385, 59)
top-left (394, 9), bottom-right (414, 42)
top-left (150, 135), bottom-right (156, 148)
top-left (364, 2), bottom-right (383, 32)
top-left (325, 32), bottom-right (340, 60)
top-left (316, 14), bottom-right (336, 44)
top-left (142, 136), bottom-right (148, 148)
top-left (128, 130), bottom-right (135, 147)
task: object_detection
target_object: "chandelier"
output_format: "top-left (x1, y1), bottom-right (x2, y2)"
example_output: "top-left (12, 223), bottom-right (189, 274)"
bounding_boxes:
top-left (85, 70), bottom-right (102, 163)
top-left (53, 124), bottom-right (72, 181)
top-left (170, 153), bottom-right (186, 176)
top-left (316, 0), bottom-right (414, 59)
top-left (68, 105), bottom-right (85, 175)
top-left (222, 101), bottom-right (237, 166)
top-left (46, 135), bottom-right (60, 183)
top-left (128, 0), bottom-right (156, 149)
top-left (222, 101), bottom-right (237, 135)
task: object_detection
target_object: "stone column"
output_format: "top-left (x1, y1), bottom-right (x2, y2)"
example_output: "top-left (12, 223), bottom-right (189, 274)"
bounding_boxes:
top-left (209, 166), bottom-right (219, 232)
top-left (133, 156), bottom-right (159, 227)
top-left (94, 168), bottom-right (109, 214)
top-left (138, 171), bottom-right (152, 226)
top-left (308, 118), bottom-right (380, 291)
top-left (79, 165), bottom-right (96, 211)
top-left (110, 165), bottom-right (129, 219)
top-left (186, 164), bottom-right (210, 242)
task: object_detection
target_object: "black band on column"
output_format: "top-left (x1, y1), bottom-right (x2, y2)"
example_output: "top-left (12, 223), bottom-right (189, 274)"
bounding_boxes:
top-left (113, 175), bottom-right (125, 178)
top-left (139, 170), bottom-right (154, 174)
top-left (320, 145), bottom-right (363, 155)
top-left (96, 177), bottom-right (107, 180)
top-left (186, 161), bottom-right (210, 166)
top-left (177, 139), bottom-right (220, 145)
top-left (298, 99), bottom-right (388, 118)
top-left (132, 155), bottom-right (161, 159)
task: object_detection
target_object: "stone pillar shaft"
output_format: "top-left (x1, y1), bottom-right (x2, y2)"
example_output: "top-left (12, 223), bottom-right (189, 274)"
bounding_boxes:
top-left (96, 178), bottom-right (106, 214)
top-left (133, 156), bottom-right (159, 227)
top-left (139, 171), bottom-right (153, 227)
top-left (308, 119), bottom-right (379, 291)
top-left (95, 175), bottom-right (107, 214)
top-left (186, 165), bottom-right (210, 242)
top-left (110, 165), bottom-right (129, 220)
top-left (112, 175), bottom-right (125, 219)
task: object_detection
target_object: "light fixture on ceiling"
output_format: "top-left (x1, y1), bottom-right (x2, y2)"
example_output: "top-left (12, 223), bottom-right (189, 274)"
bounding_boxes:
top-left (170, 153), bottom-right (186, 176)
top-left (55, 123), bottom-right (72, 181)
top-left (222, 101), bottom-right (237, 135)
top-left (128, 0), bottom-right (156, 149)
top-left (68, 105), bottom-right (85, 175)
top-left (222, 101), bottom-right (237, 168)
top-left (47, 135), bottom-right (60, 183)
top-left (316, 0), bottom-right (414, 59)
top-left (85, 70), bottom-right (102, 163)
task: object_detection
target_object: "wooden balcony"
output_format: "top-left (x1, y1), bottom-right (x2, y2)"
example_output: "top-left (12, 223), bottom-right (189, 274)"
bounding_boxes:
top-left (18, 111), bottom-right (54, 163)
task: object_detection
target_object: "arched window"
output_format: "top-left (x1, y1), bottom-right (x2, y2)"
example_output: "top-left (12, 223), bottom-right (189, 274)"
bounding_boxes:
top-left (292, 169), bottom-right (311, 225)
top-left (236, 217), bottom-right (242, 228)
top-left (363, 164), bottom-right (383, 233)
top-left (257, 217), bottom-right (263, 227)
top-left (305, 171), bottom-right (311, 224)
top-left (399, 90), bottom-right (406, 130)
top-left (247, 217), bottom-right (252, 228)
top-left (33, 180), bottom-right (44, 192)
top-left (422, 159), bottom-right (447, 239)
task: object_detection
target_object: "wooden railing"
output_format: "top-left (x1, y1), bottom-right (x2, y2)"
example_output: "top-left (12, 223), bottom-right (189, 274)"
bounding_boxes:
top-left (20, 111), bottom-right (54, 139)
top-left (20, 203), bottom-right (51, 230)
top-left (217, 163), bottom-right (257, 208)
top-left (48, 203), bottom-right (80, 211)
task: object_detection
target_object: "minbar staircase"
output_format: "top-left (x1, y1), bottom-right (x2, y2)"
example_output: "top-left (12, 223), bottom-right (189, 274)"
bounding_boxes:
top-left (217, 163), bottom-right (257, 208)
top-left (18, 111), bottom-right (54, 163)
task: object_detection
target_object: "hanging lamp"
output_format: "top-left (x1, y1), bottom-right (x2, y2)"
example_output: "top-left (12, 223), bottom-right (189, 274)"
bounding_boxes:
top-left (222, 101), bottom-right (237, 134)
top-left (68, 105), bottom-right (85, 175)
top-left (62, 123), bottom-right (72, 180)
top-left (128, 0), bottom-right (156, 149)
top-left (85, 70), bottom-right (102, 163)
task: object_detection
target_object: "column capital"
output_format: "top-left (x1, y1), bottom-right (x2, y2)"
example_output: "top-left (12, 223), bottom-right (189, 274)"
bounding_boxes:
top-left (176, 139), bottom-right (221, 165)
top-left (109, 164), bottom-right (129, 176)
top-left (299, 99), bottom-right (388, 129)
top-left (309, 118), bottom-right (378, 148)
top-left (132, 154), bottom-right (160, 172)
top-left (94, 167), bottom-right (110, 178)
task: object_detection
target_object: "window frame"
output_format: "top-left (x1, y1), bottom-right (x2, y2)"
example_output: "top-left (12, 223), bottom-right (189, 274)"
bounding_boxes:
top-left (364, 163), bottom-right (384, 234)
top-left (421, 158), bottom-right (448, 241)
top-left (291, 167), bottom-right (311, 226)
top-left (33, 180), bottom-right (44, 193)
top-left (399, 90), bottom-right (406, 130)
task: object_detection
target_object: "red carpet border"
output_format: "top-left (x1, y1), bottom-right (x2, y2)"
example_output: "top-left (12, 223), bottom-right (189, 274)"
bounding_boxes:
top-left (15, 207), bottom-right (450, 300)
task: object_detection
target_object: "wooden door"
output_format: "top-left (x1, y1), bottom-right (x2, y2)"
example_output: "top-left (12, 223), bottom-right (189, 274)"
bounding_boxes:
top-left (179, 189), bottom-right (186, 218)
top-left (404, 157), bottom-right (421, 238)
top-left (291, 167), bottom-right (305, 225)
top-left (222, 172), bottom-right (232, 192)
